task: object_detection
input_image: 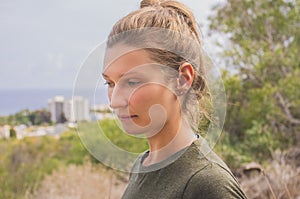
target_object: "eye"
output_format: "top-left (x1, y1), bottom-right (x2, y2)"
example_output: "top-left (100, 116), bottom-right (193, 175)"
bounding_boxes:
top-left (104, 81), bottom-right (114, 88)
top-left (127, 79), bottom-right (141, 86)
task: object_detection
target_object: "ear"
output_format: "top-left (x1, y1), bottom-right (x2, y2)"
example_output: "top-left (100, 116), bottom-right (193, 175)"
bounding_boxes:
top-left (176, 62), bottom-right (194, 94)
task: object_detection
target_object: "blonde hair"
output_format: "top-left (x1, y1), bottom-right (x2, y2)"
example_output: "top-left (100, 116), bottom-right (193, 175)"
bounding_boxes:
top-left (106, 0), bottom-right (211, 134)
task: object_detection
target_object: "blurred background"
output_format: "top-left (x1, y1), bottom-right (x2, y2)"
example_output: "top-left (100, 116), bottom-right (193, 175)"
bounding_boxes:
top-left (0, 0), bottom-right (299, 198)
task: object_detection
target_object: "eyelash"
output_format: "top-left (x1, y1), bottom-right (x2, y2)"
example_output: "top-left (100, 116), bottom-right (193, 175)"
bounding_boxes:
top-left (104, 79), bottom-right (141, 88)
top-left (104, 81), bottom-right (114, 87)
top-left (127, 80), bottom-right (141, 86)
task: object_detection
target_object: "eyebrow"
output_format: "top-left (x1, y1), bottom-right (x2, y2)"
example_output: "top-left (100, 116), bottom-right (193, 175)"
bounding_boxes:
top-left (102, 73), bottom-right (109, 78)
top-left (102, 71), bottom-right (144, 79)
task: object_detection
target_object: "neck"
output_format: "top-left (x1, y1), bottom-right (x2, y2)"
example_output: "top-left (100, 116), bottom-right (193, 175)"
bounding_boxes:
top-left (143, 118), bottom-right (196, 166)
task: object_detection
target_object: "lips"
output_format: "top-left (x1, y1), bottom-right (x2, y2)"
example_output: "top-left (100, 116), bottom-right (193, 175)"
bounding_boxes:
top-left (118, 115), bottom-right (138, 121)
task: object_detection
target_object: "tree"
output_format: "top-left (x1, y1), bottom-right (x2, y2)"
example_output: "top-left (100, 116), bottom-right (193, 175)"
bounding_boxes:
top-left (29, 110), bottom-right (52, 125)
top-left (0, 109), bottom-right (52, 126)
top-left (14, 109), bottom-right (30, 125)
top-left (208, 0), bottom-right (300, 156)
top-left (9, 127), bottom-right (16, 138)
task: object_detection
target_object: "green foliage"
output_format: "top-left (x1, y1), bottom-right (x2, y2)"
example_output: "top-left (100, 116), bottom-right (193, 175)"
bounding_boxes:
top-left (0, 119), bottom-right (146, 183)
top-left (215, 122), bottom-right (284, 168)
top-left (0, 109), bottom-right (52, 126)
top-left (9, 128), bottom-right (16, 138)
top-left (0, 130), bottom-right (90, 199)
top-left (14, 109), bottom-right (31, 125)
top-left (99, 119), bottom-right (148, 153)
top-left (209, 0), bottom-right (300, 162)
top-left (241, 121), bottom-right (279, 160)
top-left (0, 109), bottom-right (30, 126)
top-left (76, 119), bottom-right (148, 170)
top-left (29, 109), bottom-right (52, 125)
top-left (215, 132), bottom-right (252, 169)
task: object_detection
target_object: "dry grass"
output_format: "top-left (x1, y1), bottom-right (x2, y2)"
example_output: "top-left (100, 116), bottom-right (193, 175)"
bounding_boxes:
top-left (26, 147), bottom-right (300, 199)
top-left (238, 148), bottom-right (300, 199)
top-left (27, 162), bottom-right (128, 199)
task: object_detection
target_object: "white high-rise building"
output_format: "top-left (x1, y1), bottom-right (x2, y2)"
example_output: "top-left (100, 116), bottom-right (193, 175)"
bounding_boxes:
top-left (48, 96), bottom-right (90, 123)
top-left (66, 96), bottom-right (90, 122)
top-left (48, 96), bottom-right (65, 123)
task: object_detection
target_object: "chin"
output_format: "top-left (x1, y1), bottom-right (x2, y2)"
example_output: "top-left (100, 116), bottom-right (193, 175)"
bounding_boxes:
top-left (122, 125), bottom-right (147, 136)
top-left (121, 123), bottom-right (165, 138)
top-left (119, 116), bottom-right (167, 136)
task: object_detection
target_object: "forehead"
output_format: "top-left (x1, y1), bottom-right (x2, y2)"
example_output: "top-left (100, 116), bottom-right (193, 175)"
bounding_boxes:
top-left (103, 48), bottom-right (157, 78)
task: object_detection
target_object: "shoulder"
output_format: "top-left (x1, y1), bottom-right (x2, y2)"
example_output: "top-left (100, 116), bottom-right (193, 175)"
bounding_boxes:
top-left (180, 139), bottom-right (247, 199)
top-left (182, 161), bottom-right (247, 199)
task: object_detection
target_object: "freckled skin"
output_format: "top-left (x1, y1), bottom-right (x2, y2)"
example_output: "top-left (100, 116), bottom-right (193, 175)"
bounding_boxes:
top-left (130, 84), bottom-right (175, 125)
top-left (103, 49), bottom-right (180, 136)
top-left (103, 47), bottom-right (198, 167)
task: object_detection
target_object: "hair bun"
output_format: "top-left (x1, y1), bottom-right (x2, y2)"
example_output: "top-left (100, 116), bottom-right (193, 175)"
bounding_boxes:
top-left (140, 0), bottom-right (163, 8)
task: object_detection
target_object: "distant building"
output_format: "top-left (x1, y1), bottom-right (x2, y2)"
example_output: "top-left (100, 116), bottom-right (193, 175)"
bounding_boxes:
top-left (48, 96), bottom-right (65, 123)
top-left (91, 104), bottom-right (110, 112)
top-left (48, 95), bottom-right (90, 123)
top-left (90, 104), bottom-right (113, 121)
top-left (0, 125), bottom-right (10, 139)
top-left (65, 96), bottom-right (90, 122)
top-left (14, 124), bottom-right (27, 139)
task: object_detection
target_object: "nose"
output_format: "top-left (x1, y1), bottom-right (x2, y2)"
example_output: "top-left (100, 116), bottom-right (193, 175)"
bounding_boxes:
top-left (109, 85), bottom-right (128, 109)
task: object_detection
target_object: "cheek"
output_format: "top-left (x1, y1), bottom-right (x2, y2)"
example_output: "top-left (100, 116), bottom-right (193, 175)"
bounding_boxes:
top-left (129, 85), bottom-right (174, 108)
top-left (129, 87), bottom-right (151, 107)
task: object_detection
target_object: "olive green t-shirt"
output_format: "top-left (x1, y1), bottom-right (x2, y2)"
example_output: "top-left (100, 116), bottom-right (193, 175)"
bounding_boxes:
top-left (122, 138), bottom-right (247, 199)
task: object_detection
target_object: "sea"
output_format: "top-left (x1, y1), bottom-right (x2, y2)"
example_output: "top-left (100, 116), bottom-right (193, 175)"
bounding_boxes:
top-left (0, 88), bottom-right (109, 116)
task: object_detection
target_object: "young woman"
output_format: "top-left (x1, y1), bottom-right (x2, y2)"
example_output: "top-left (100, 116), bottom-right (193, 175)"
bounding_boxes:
top-left (102, 0), bottom-right (247, 198)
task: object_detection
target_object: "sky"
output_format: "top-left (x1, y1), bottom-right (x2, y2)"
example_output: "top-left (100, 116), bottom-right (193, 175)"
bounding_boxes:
top-left (0, 0), bottom-right (223, 90)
